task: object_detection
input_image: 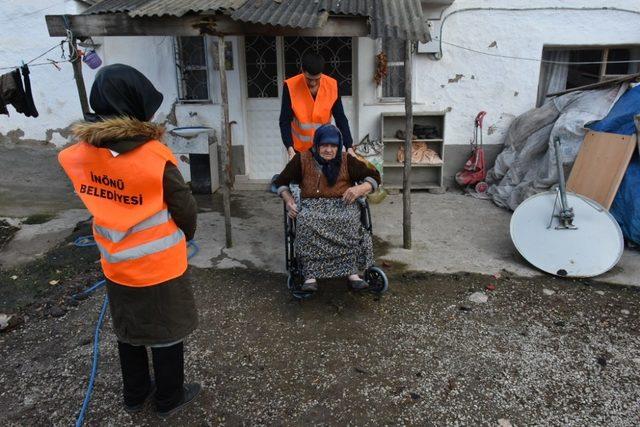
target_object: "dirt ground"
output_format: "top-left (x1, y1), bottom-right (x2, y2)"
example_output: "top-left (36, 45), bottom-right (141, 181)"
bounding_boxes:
top-left (1, 221), bottom-right (639, 426)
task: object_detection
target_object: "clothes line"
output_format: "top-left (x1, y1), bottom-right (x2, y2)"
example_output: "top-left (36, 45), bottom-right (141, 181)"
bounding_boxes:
top-left (0, 39), bottom-right (77, 71)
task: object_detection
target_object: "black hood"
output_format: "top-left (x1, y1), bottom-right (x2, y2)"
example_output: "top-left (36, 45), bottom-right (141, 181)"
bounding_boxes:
top-left (87, 63), bottom-right (163, 122)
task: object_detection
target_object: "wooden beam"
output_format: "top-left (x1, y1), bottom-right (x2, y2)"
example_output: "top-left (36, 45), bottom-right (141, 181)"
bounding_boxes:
top-left (218, 35), bottom-right (233, 248)
top-left (546, 72), bottom-right (640, 97)
top-left (46, 13), bottom-right (368, 38)
top-left (403, 40), bottom-right (413, 250)
top-left (69, 37), bottom-right (90, 116)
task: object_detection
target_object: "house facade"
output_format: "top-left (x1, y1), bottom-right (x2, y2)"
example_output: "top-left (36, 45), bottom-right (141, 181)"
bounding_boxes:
top-left (2, 0), bottom-right (640, 190)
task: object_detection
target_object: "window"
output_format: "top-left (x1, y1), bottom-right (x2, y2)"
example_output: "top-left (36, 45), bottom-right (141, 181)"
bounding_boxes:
top-left (175, 36), bottom-right (210, 101)
top-left (537, 46), bottom-right (640, 106)
top-left (379, 38), bottom-right (405, 99)
top-left (245, 36), bottom-right (278, 98)
top-left (284, 36), bottom-right (353, 96)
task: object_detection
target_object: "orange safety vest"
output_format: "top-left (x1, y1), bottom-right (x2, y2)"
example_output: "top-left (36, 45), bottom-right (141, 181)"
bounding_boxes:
top-left (58, 140), bottom-right (188, 287)
top-left (285, 73), bottom-right (338, 152)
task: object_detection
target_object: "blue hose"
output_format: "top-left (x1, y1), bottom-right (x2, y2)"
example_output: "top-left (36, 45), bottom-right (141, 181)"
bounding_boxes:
top-left (75, 295), bottom-right (108, 427)
top-left (74, 237), bottom-right (198, 426)
top-left (74, 235), bottom-right (96, 247)
top-left (72, 280), bottom-right (106, 301)
top-left (188, 240), bottom-right (200, 258)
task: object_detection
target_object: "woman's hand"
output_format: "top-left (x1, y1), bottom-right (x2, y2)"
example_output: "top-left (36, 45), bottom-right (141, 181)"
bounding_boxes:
top-left (286, 199), bottom-right (298, 218)
top-left (287, 147), bottom-right (296, 160)
top-left (282, 191), bottom-right (298, 218)
top-left (342, 182), bottom-right (373, 204)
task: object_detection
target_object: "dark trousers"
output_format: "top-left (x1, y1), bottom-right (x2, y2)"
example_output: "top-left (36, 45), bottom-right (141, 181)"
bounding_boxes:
top-left (117, 340), bottom-right (184, 411)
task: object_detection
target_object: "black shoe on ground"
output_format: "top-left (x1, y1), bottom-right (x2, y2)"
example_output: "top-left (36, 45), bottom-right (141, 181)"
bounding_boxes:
top-left (349, 279), bottom-right (370, 291)
top-left (155, 383), bottom-right (202, 418)
top-left (124, 382), bottom-right (156, 414)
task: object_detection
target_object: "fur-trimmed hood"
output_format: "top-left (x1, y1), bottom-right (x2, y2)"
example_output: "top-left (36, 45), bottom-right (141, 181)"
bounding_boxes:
top-left (71, 117), bottom-right (165, 148)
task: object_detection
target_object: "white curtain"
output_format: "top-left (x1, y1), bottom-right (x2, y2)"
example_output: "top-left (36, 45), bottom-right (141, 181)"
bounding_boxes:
top-left (537, 50), bottom-right (570, 106)
top-left (627, 47), bottom-right (640, 74)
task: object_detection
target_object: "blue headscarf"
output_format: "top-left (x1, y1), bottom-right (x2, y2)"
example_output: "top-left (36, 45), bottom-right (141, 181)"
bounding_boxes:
top-left (312, 124), bottom-right (343, 186)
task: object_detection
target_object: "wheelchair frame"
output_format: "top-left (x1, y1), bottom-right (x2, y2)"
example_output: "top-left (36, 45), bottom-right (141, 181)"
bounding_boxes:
top-left (283, 197), bottom-right (388, 299)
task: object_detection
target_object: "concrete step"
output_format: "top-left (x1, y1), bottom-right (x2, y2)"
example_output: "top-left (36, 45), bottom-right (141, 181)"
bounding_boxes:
top-left (233, 175), bottom-right (270, 191)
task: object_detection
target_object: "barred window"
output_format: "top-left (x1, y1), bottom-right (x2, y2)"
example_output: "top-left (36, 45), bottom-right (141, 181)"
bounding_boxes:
top-left (175, 36), bottom-right (210, 102)
top-left (245, 36), bottom-right (278, 98)
top-left (284, 36), bottom-right (353, 96)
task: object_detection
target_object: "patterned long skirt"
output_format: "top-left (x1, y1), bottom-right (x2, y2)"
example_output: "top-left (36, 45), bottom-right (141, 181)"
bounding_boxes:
top-left (295, 197), bottom-right (374, 279)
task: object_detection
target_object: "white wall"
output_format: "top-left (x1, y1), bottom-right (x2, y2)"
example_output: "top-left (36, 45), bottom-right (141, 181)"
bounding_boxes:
top-left (357, 0), bottom-right (640, 148)
top-left (0, 0), bottom-right (93, 146)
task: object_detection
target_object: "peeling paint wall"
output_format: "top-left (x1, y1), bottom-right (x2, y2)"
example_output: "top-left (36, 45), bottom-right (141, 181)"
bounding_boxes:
top-left (0, 1), bottom-right (96, 147)
top-left (356, 0), bottom-right (640, 150)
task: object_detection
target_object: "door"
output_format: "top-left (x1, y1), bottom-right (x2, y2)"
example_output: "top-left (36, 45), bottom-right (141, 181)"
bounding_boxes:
top-left (243, 36), bottom-right (285, 181)
top-left (243, 36), bottom-right (355, 180)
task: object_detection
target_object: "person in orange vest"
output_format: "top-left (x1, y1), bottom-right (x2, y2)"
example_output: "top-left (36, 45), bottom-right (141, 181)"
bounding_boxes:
top-left (279, 52), bottom-right (356, 160)
top-left (58, 64), bottom-right (200, 418)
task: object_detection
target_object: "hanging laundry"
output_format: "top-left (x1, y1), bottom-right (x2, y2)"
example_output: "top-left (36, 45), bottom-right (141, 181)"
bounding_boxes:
top-left (0, 69), bottom-right (28, 116)
top-left (21, 65), bottom-right (38, 118)
top-left (0, 90), bottom-right (8, 115)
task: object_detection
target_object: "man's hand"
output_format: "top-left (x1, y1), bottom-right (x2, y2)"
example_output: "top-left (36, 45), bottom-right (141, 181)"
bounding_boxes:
top-left (287, 147), bottom-right (296, 160)
top-left (342, 182), bottom-right (373, 204)
top-left (347, 147), bottom-right (356, 157)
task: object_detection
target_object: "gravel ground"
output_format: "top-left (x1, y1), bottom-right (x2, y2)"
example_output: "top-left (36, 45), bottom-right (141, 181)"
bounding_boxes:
top-left (1, 245), bottom-right (639, 426)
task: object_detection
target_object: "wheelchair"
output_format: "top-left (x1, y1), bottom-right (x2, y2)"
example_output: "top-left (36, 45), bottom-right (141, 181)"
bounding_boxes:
top-left (284, 197), bottom-right (389, 300)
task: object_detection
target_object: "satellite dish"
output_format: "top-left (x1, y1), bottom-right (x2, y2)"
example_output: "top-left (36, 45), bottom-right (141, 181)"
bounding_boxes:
top-left (510, 138), bottom-right (624, 278)
top-left (511, 191), bottom-right (623, 277)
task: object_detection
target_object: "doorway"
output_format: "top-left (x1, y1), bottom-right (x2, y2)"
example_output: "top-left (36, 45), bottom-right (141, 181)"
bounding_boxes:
top-left (242, 36), bottom-right (355, 180)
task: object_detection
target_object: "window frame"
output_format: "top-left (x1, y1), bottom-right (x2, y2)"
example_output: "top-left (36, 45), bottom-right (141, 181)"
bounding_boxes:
top-left (537, 44), bottom-right (640, 106)
top-left (174, 36), bottom-right (212, 103)
top-left (376, 38), bottom-right (406, 102)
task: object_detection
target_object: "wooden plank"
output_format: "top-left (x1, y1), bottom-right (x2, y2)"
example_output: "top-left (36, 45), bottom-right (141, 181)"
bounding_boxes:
top-left (218, 35), bottom-right (233, 248)
top-left (46, 14), bottom-right (368, 38)
top-left (566, 130), bottom-right (637, 209)
top-left (403, 40), bottom-right (413, 250)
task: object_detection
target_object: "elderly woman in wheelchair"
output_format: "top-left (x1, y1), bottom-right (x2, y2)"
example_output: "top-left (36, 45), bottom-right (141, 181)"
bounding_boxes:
top-left (273, 124), bottom-right (385, 295)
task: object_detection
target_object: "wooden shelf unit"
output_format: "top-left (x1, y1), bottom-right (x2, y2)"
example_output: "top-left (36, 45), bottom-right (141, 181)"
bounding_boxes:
top-left (380, 112), bottom-right (446, 190)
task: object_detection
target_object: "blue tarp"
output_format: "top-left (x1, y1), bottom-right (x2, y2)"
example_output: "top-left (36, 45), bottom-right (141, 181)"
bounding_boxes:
top-left (587, 84), bottom-right (640, 245)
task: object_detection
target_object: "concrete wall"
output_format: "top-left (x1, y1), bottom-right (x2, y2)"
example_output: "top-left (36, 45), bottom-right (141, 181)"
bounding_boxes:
top-left (0, 0), bottom-right (93, 146)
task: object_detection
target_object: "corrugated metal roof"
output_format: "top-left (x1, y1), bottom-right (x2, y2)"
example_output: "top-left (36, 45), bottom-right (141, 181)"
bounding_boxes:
top-left (84, 0), bottom-right (244, 17)
top-left (82, 0), bottom-right (429, 41)
top-left (371, 0), bottom-right (428, 41)
top-left (230, 0), bottom-right (326, 29)
top-left (322, 0), bottom-right (373, 17)
top-left (321, 0), bottom-right (428, 41)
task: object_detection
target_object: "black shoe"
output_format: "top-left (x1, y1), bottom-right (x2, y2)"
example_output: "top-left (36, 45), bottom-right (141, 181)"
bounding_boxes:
top-left (349, 279), bottom-right (370, 291)
top-left (155, 383), bottom-right (202, 418)
top-left (124, 382), bottom-right (155, 414)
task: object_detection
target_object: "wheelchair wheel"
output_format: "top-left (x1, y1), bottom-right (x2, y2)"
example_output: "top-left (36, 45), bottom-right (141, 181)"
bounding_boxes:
top-left (365, 266), bottom-right (388, 294)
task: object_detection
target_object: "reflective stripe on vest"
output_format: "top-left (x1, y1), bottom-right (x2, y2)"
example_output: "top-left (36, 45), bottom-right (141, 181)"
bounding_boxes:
top-left (96, 229), bottom-right (185, 263)
top-left (291, 128), bottom-right (313, 142)
top-left (293, 117), bottom-right (323, 131)
top-left (94, 209), bottom-right (171, 243)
